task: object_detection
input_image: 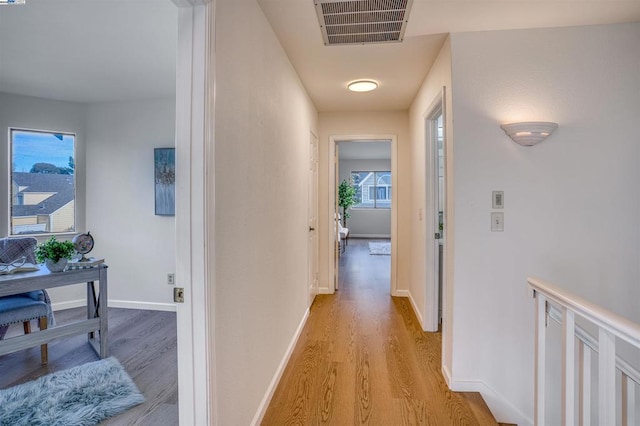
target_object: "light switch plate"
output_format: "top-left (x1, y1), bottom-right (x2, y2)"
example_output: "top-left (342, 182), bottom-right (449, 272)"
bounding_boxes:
top-left (492, 191), bottom-right (504, 209)
top-left (491, 212), bottom-right (504, 232)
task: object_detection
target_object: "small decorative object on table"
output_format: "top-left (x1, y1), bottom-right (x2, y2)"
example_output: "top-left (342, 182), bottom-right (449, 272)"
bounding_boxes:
top-left (35, 237), bottom-right (76, 273)
top-left (72, 232), bottom-right (94, 262)
top-left (68, 232), bottom-right (103, 270)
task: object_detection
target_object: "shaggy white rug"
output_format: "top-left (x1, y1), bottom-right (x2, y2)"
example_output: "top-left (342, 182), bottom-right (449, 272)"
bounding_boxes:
top-left (0, 357), bottom-right (143, 426)
top-left (368, 242), bottom-right (391, 255)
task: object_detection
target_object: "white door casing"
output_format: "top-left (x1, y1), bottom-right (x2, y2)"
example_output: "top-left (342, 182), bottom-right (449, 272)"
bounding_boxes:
top-left (174, 0), bottom-right (215, 424)
top-left (308, 131), bottom-right (319, 305)
top-left (327, 135), bottom-right (398, 295)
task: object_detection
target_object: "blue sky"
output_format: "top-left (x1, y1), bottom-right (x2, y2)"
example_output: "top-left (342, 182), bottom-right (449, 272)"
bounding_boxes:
top-left (12, 130), bottom-right (75, 172)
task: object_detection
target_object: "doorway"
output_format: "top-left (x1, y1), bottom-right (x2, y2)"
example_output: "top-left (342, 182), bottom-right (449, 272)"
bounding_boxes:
top-left (308, 131), bottom-right (319, 305)
top-left (337, 140), bottom-right (392, 294)
top-left (424, 90), bottom-right (446, 331)
top-left (328, 135), bottom-right (398, 296)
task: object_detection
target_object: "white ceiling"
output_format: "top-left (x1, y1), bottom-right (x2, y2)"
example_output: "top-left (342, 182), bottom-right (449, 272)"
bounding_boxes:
top-left (258, 0), bottom-right (640, 112)
top-left (0, 0), bottom-right (177, 103)
top-left (0, 0), bottom-right (638, 110)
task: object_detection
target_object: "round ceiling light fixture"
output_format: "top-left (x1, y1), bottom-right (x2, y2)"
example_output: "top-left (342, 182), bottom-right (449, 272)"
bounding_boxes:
top-left (347, 79), bottom-right (378, 92)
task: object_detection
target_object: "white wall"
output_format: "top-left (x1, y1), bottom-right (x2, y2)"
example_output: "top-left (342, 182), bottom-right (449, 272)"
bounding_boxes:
top-left (318, 111), bottom-right (410, 293)
top-left (408, 37), bottom-right (453, 351)
top-left (85, 98), bottom-right (176, 309)
top-left (338, 159), bottom-right (391, 237)
top-left (0, 92), bottom-right (87, 305)
top-left (213, 0), bottom-right (318, 423)
top-left (446, 23), bottom-right (640, 424)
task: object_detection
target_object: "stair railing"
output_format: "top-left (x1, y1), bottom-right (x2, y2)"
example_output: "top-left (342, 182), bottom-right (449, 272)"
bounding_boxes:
top-left (529, 277), bottom-right (640, 425)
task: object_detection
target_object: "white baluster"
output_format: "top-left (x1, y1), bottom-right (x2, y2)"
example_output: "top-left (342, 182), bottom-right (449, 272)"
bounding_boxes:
top-left (535, 292), bottom-right (547, 426)
top-left (578, 341), bottom-right (591, 426)
top-left (562, 308), bottom-right (575, 425)
top-left (598, 328), bottom-right (615, 426)
top-left (622, 373), bottom-right (635, 426)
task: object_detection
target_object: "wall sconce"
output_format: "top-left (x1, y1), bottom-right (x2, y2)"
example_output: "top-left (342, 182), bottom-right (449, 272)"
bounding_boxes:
top-left (500, 122), bottom-right (558, 146)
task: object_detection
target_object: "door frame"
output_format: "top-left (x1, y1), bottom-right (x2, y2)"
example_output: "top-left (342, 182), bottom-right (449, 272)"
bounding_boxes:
top-left (423, 89), bottom-right (446, 332)
top-left (327, 134), bottom-right (398, 295)
top-left (174, 0), bottom-right (215, 424)
top-left (308, 130), bottom-right (319, 305)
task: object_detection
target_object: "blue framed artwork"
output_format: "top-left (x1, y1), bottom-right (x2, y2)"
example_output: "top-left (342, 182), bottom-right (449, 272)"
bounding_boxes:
top-left (154, 148), bottom-right (175, 216)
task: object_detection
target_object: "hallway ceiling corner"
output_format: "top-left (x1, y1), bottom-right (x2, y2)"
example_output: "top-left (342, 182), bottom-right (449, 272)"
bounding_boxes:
top-left (258, 0), bottom-right (640, 113)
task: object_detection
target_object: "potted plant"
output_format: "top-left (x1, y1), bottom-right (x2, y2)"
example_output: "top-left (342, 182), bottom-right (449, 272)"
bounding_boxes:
top-left (35, 236), bottom-right (76, 272)
top-left (338, 179), bottom-right (358, 227)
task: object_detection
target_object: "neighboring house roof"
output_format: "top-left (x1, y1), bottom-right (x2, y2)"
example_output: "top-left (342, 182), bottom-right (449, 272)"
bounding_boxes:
top-left (11, 172), bottom-right (74, 216)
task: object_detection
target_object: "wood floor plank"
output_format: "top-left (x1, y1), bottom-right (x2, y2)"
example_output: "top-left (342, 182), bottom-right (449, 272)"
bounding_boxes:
top-left (262, 238), bottom-right (499, 426)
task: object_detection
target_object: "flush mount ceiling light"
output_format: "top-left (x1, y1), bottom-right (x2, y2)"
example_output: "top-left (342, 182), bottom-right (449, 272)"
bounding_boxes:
top-left (347, 80), bottom-right (378, 92)
top-left (501, 121), bottom-right (558, 146)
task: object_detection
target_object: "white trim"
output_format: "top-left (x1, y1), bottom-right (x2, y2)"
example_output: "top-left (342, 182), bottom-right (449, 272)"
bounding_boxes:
top-left (449, 378), bottom-right (533, 426)
top-left (175, 2), bottom-right (215, 425)
top-left (423, 91), bottom-right (445, 333)
top-left (108, 300), bottom-right (177, 312)
top-left (405, 290), bottom-right (424, 329)
top-left (52, 299), bottom-right (85, 311)
top-left (328, 135), bottom-right (398, 296)
top-left (318, 287), bottom-right (333, 294)
top-left (349, 234), bottom-right (391, 239)
top-left (251, 308), bottom-right (310, 425)
top-left (53, 299), bottom-right (177, 312)
top-left (394, 289), bottom-right (409, 297)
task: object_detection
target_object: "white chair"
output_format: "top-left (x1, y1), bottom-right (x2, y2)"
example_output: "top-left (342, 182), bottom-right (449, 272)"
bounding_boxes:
top-left (337, 215), bottom-right (349, 253)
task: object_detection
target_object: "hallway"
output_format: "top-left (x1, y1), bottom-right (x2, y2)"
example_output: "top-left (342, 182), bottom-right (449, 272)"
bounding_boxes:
top-left (262, 239), bottom-right (498, 425)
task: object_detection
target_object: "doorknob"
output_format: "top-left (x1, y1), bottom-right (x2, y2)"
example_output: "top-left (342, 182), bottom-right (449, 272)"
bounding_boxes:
top-left (309, 227), bottom-right (315, 231)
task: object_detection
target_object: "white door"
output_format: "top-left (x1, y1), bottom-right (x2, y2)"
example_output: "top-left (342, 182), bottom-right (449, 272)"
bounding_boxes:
top-left (334, 144), bottom-right (340, 291)
top-left (308, 132), bottom-right (319, 305)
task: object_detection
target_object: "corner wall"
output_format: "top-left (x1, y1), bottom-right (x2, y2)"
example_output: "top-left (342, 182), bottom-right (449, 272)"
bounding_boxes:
top-left (85, 98), bottom-right (177, 309)
top-left (408, 36), bottom-right (454, 351)
top-left (213, 0), bottom-right (318, 423)
top-left (448, 23), bottom-right (640, 424)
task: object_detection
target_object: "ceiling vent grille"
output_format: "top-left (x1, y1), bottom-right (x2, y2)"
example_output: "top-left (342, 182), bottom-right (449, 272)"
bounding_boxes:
top-left (314, 0), bottom-right (413, 46)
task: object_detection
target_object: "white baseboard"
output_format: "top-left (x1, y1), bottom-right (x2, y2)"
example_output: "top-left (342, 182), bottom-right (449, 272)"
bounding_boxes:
top-left (52, 299), bottom-right (176, 312)
top-left (251, 308), bottom-right (310, 425)
top-left (318, 287), bottom-right (333, 294)
top-left (392, 289), bottom-right (409, 297)
top-left (109, 300), bottom-right (177, 312)
top-left (405, 290), bottom-right (425, 330)
top-left (449, 378), bottom-right (532, 426)
top-left (52, 299), bottom-right (85, 311)
top-left (350, 234), bottom-right (391, 239)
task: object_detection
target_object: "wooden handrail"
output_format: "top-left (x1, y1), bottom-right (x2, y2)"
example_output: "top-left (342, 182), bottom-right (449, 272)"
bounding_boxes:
top-left (528, 277), bottom-right (640, 349)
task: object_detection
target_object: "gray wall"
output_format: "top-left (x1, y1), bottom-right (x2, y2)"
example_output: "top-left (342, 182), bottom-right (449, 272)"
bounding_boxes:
top-left (339, 159), bottom-right (391, 237)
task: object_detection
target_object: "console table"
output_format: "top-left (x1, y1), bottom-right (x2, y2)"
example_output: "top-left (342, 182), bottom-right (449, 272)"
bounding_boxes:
top-left (0, 265), bottom-right (108, 359)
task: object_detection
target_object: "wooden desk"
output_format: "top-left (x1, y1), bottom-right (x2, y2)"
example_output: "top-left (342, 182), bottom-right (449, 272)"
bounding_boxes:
top-left (0, 265), bottom-right (108, 359)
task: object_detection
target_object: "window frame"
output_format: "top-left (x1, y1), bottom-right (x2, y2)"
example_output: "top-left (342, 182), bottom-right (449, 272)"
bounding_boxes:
top-left (351, 170), bottom-right (392, 209)
top-left (8, 127), bottom-right (78, 237)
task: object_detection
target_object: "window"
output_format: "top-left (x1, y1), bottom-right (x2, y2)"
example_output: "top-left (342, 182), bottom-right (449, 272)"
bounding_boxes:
top-left (350, 171), bottom-right (391, 208)
top-left (9, 129), bottom-right (76, 235)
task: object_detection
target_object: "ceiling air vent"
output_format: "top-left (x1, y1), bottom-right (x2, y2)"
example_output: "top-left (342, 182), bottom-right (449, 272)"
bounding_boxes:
top-left (314, 0), bottom-right (413, 46)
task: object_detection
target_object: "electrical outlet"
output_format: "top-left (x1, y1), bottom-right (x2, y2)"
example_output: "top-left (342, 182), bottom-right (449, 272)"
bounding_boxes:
top-left (173, 287), bottom-right (184, 303)
top-left (167, 273), bottom-right (175, 285)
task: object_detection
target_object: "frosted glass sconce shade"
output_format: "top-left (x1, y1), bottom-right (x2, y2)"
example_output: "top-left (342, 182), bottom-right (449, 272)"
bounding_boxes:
top-left (501, 122), bottom-right (558, 146)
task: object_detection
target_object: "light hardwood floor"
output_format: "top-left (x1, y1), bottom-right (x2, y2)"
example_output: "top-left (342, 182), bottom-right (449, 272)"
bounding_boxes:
top-left (262, 238), bottom-right (500, 425)
top-left (0, 307), bottom-right (178, 425)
